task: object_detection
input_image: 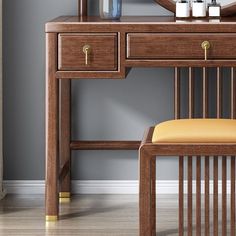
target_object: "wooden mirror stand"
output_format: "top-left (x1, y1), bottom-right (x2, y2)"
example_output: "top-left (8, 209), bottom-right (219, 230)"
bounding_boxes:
top-left (78, 0), bottom-right (87, 17)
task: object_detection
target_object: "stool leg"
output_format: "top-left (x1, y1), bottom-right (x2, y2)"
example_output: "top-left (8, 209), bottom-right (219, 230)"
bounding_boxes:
top-left (151, 158), bottom-right (156, 234)
top-left (139, 147), bottom-right (155, 236)
top-left (59, 80), bottom-right (71, 202)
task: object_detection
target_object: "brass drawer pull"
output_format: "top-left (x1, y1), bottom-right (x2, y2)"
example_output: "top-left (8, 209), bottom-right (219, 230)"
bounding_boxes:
top-left (83, 45), bottom-right (91, 65)
top-left (201, 41), bottom-right (210, 61)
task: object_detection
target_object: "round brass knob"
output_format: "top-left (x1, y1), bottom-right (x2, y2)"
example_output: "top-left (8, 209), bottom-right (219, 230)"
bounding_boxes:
top-left (201, 41), bottom-right (210, 50)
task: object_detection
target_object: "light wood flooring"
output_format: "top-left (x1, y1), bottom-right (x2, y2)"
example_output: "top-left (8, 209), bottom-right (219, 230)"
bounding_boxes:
top-left (0, 194), bottom-right (232, 235)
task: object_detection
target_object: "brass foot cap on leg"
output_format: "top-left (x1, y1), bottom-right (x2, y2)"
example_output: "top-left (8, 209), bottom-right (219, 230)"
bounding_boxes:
top-left (59, 192), bottom-right (71, 203)
top-left (59, 192), bottom-right (71, 198)
top-left (46, 215), bottom-right (58, 221)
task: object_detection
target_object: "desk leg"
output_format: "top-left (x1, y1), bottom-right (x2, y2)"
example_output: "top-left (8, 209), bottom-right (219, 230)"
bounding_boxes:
top-left (45, 33), bottom-right (59, 221)
top-left (59, 80), bottom-right (71, 201)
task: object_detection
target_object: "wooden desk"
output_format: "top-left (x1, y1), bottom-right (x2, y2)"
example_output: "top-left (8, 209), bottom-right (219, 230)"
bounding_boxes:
top-left (45, 16), bottom-right (236, 220)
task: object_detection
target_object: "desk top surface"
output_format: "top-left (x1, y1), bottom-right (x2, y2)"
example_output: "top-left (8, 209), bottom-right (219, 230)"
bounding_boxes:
top-left (46, 16), bottom-right (236, 33)
top-left (48, 16), bottom-right (236, 23)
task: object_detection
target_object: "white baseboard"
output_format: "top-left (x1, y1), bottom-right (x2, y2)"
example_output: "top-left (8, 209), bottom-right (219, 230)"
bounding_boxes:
top-left (3, 180), bottom-right (233, 195)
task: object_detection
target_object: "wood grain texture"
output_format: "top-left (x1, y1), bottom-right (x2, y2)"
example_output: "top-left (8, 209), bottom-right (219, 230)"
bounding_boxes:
top-left (196, 156), bottom-right (201, 236)
top-left (205, 156), bottom-right (210, 236)
top-left (78, 0), bottom-right (87, 17)
top-left (70, 141), bottom-right (140, 150)
top-left (231, 67), bottom-right (236, 119)
top-left (45, 33), bottom-right (59, 217)
top-left (150, 158), bottom-right (156, 236)
top-left (178, 156), bottom-right (184, 236)
top-left (139, 148), bottom-right (155, 236)
top-left (174, 67), bottom-right (180, 120)
top-left (214, 156), bottom-right (218, 236)
top-left (231, 156), bottom-right (235, 236)
top-left (231, 69), bottom-right (236, 235)
top-left (187, 157), bottom-right (192, 236)
top-left (202, 67), bottom-right (208, 118)
top-left (59, 80), bottom-right (71, 194)
top-left (143, 144), bottom-right (236, 156)
top-left (203, 68), bottom-right (210, 236)
top-left (187, 67), bottom-right (194, 236)
top-left (174, 67), bottom-right (184, 236)
top-left (222, 156), bottom-right (227, 236)
top-left (58, 33), bottom-right (118, 71)
top-left (216, 67), bottom-right (222, 118)
top-left (127, 33), bottom-right (236, 60)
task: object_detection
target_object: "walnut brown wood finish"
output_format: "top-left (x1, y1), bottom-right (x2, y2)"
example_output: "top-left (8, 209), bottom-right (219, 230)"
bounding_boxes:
top-left (45, 33), bottom-right (59, 219)
top-left (58, 34), bottom-right (118, 71)
top-left (188, 67), bottom-right (194, 236)
top-left (175, 68), bottom-right (184, 236)
top-left (127, 33), bottom-right (236, 60)
top-left (59, 80), bottom-right (71, 195)
top-left (139, 66), bottom-right (236, 235)
top-left (78, 0), bottom-right (87, 17)
top-left (46, 13), bottom-right (236, 228)
top-left (70, 141), bottom-right (140, 150)
top-left (231, 68), bottom-right (236, 235)
top-left (202, 67), bottom-right (210, 236)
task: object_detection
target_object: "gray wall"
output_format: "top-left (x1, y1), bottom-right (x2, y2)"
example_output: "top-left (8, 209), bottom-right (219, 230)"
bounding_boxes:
top-left (3, 0), bottom-right (186, 181)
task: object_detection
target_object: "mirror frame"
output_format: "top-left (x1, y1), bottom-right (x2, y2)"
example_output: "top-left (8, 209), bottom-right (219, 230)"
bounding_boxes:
top-left (154, 0), bottom-right (236, 16)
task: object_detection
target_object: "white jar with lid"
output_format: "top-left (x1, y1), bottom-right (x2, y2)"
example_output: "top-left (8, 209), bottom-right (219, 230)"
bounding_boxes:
top-left (192, 0), bottom-right (206, 17)
top-left (176, 0), bottom-right (190, 18)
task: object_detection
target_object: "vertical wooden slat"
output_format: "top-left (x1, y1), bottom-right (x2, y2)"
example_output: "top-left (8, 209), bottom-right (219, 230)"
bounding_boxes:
top-left (175, 68), bottom-right (181, 120)
top-left (216, 67), bottom-right (222, 118)
top-left (196, 67), bottom-right (202, 234)
top-left (213, 156), bottom-right (218, 236)
top-left (188, 67), bottom-right (194, 236)
top-left (205, 156), bottom-right (210, 236)
top-left (231, 67), bottom-right (236, 119)
top-left (179, 156), bottom-right (184, 236)
top-left (202, 67), bottom-right (210, 236)
top-left (175, 68), bottom-right (184, 236)
top-left (196, 156), bottom-right (201, 236)
top-left (231, 67), bottom-right (236, 236)
top-left (213, 67), bottom-right (221, 236)
top-left (216, 67), bottom-right (227, 235)
top-left (222, 156), bottom-right (227, 236)
top-left (202, 67), bottom-right (208, 118)
top-left (188, 67), bottom-right (194, 119)
top-left (231, 156), bottom-right (235, 236)
top-left (151, 158), bottom-right (156, 235)
top-left (188, 157), bottom-right (192, 236)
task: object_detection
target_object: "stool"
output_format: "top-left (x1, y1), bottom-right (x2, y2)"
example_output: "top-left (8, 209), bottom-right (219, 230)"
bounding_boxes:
top-left (139, 119), bottom-right (236, 236)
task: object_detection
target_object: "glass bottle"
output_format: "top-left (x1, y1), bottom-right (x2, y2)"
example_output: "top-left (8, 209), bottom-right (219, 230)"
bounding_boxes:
top-left (99, 0), bottom-right (122, 20)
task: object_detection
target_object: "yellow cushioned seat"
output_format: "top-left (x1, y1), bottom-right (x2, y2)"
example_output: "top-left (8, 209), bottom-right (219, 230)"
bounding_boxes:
top-left (152, 119), bottom-right (236, 143)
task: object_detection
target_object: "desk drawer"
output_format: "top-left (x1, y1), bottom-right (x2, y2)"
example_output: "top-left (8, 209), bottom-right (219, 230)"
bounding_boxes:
top-left (58, 33), bottom-right (118, 71)
top-left (127, 33), bottom-right (236, 60)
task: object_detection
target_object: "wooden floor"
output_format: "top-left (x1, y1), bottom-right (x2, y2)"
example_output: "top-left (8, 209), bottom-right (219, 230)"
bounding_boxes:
top-left (0, 194), bottom-right (232, 235)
